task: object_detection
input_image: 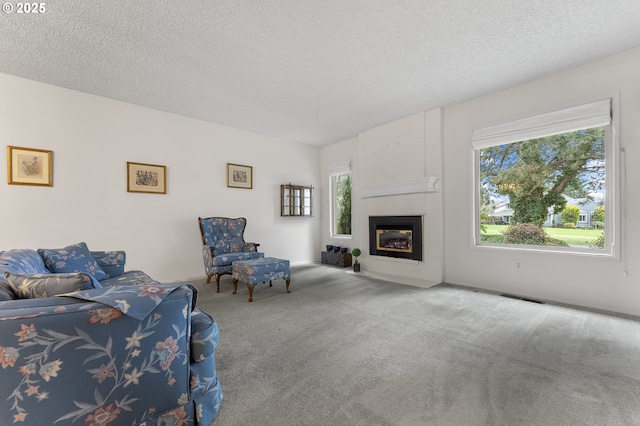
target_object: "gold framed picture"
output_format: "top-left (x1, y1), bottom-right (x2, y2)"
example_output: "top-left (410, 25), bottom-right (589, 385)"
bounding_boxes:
top-left (127, 162), bottom-right (166, 194)
top-left (7, 146), bottom-right (53, 186)
top-left (227, 163), bottom-right (253, 189)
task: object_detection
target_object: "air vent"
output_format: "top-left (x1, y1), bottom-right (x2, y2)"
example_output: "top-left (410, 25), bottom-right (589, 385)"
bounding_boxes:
top-left (500, 294), bottom-right (545, 304)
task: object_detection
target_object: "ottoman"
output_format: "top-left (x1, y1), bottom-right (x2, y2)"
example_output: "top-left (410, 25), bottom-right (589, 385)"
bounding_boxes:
top-left (232, 257), bottom-right (291, 302)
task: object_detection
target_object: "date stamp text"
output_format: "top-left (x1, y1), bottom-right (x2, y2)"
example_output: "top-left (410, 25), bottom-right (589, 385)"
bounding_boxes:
top-left (2, 3), bottom-right (46, 13)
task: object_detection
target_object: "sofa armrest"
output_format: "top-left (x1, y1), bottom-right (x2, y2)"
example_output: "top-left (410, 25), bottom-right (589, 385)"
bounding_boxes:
top-left (0, 285), bottom-right (196, 425)
top-left (90, 250), bottom-right (126, 278)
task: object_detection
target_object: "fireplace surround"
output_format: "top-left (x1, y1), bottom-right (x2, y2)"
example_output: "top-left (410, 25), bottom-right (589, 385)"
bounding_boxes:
top-left (369, 215), bottom-right (423, 261)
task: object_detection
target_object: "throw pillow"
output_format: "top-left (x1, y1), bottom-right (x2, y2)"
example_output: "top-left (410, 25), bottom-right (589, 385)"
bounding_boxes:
top-left (4, 272), bottom-right (100, 299)
top-left (38, 242), bottom-right (109, 281)
top-left (0, 282), bottom-right (16, 301)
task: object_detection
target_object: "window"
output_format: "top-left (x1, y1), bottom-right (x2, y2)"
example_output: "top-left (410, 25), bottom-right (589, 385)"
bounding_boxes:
top-left (473, 99), bottom-right (618, 255)
top-left (329, 160), bottom-right (352, 237)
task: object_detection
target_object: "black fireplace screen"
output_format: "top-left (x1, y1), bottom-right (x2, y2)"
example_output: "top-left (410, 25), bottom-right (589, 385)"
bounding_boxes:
top-left (369, 216), bottom-right (423, 261)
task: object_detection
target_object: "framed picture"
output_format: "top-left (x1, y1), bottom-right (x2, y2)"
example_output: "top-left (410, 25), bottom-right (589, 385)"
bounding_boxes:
top-left (227, 163), bottom-right (253, 189)
top-left (7, 146), bottom-right (53, 186)
top-left (127, 162), bottom-right (166, 194)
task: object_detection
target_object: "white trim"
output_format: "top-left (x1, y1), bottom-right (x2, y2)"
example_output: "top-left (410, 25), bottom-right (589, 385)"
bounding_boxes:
top-left (328, 160), bottom-right (351, 175)
top-left (356, 176), bottom-right (438, 198)
top-left (471, 99), bottom-right (611, 149)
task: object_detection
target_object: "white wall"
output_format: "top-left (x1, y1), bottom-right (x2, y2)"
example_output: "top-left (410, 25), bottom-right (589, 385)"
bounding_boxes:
top-left (443, 47), bottom-right (640, 316)
top-left (0, 73), bottom-right (321, 282)
top-left (321, 110), bottom-right (444, 286)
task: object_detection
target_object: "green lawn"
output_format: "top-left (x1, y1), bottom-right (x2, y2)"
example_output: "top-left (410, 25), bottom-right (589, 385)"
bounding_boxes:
top-left (482, 224), bottom-right (603, 246)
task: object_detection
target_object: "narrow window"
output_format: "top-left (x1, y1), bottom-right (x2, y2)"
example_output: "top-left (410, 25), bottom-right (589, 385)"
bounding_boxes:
top-left (329, 161), bottom-right (352, 237)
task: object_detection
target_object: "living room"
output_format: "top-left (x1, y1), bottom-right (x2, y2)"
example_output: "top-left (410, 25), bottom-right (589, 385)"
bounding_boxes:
top-left (2, 3), bottom-right (640, 424)
top-left (3, 48), bottom-right (639, 316)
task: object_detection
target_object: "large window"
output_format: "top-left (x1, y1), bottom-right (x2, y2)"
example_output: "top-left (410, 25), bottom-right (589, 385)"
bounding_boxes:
top-left (329, 160), bottom-right (352, 237)
top-left (473, 99), bottom-right (618, 256)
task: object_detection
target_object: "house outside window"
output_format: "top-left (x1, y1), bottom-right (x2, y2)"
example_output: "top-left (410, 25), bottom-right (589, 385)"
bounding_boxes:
top-left (328, 160), bottom-right (352, 237)
top-left (473, 98), bottom-right (618, 255)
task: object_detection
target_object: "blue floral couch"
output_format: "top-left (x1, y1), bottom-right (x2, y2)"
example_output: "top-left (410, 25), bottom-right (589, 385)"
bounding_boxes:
top-left (0, 243), bottom-right (223, 425)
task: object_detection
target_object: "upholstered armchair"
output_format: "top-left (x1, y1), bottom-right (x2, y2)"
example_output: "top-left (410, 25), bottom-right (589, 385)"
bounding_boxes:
top-left (198, 217), bottom-right (264, 291)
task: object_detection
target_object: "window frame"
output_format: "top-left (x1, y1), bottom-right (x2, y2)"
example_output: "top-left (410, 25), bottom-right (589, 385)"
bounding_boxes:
top-left (328, 160), bottom-right (352, 238)
top-left (471, 97), bottom-right (620, 259)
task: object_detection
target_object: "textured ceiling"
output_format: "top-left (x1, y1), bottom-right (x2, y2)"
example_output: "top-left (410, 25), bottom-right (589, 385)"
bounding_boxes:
top-left (2, 1), bottom-right (640, 146)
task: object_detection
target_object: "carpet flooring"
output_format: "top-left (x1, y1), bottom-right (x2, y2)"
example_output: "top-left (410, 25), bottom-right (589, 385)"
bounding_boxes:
top-left (192, 264), bottom-right (640, 426)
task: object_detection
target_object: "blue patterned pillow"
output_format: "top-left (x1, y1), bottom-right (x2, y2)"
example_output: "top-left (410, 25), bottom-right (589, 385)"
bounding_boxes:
top-left (38, 242), bottom-right (109, 281)
top-left (0, 282), bottom-right (16, 301)
top-left (4, 272), bottom-right (100, 299)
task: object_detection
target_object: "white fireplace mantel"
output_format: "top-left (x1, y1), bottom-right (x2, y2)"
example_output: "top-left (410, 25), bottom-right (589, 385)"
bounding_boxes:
top-left (356, 176), bottom-right (438, 199)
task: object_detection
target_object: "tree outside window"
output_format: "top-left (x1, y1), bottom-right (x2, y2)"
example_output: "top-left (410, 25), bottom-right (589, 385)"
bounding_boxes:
top-left (479, 127), bottom-right (608, 249)
top-left (332, 173), bottom-right (352, 236)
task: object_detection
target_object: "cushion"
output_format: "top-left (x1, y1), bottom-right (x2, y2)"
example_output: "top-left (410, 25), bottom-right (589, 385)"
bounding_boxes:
top-left (38, 242), bottom-right (109, 281)
top-left (0, 249), bottom-right (51, 283)
top-left (4, 272), bottom-right (100, 299)
top-left (212, 251), bottom-right (263, 267)
top-left (0, 282), bottom-right (16, 301)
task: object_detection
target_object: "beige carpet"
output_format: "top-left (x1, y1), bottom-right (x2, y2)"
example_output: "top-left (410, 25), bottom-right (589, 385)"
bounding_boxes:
top-left (191, 263), bottom-right (640, 426)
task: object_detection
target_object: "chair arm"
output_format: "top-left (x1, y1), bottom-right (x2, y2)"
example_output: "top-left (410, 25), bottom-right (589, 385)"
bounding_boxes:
top-left (243, 242), bottom-right (260, 252)
top-left (203, 245), bottom-right (216, 262)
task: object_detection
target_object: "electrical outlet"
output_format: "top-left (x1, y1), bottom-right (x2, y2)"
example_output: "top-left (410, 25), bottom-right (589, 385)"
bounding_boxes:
top-left (514, 260), bottom-right (523, 270)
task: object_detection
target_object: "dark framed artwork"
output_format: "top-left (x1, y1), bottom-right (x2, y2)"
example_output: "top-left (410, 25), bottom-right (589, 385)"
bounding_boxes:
top-left (127, 161), bottom-right (166, 194)
top-left (227, 163), bottom-right (253, 189)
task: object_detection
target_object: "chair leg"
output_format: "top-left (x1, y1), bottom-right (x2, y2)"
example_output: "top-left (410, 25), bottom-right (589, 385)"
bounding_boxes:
top-left (215, 274), bottom-right (221, 293)
top-left (285, 277), bottom-right (291, 293)
top-left (232, 278), bottom-right (238, 294)
top-left (206, 274), bottom-right (212, 284)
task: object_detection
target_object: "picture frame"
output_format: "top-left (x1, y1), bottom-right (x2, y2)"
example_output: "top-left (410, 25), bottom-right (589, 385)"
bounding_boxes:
top-left (227, 163), bottom-right (253, 189)
top-left (7, 145), bottom-right (53, 186)
top-left (127, 161), bottom-right (166, 194)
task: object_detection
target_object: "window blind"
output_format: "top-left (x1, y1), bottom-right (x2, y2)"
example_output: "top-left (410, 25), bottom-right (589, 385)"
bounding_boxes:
top-left (328, 160), bottom-right (351, 175)
top-left (471, 99), bottom-right (611, 149)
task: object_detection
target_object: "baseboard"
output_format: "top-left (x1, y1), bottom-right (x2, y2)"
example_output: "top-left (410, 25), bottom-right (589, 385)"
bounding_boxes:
top-left (348, 269), bottom-right (440, 289)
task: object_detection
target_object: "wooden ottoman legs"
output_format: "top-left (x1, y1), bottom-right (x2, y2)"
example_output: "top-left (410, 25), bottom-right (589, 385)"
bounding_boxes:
top-left (240, 278), bottom-right (291, 302)
top-left (246, 283), bottom-right (254, 302)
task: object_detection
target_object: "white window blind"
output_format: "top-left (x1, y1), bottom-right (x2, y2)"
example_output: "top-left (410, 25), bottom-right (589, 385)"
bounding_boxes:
top-left (328, 160), bottom-right (351, 175)
top-left (471, 99), bottom-right (612, 149)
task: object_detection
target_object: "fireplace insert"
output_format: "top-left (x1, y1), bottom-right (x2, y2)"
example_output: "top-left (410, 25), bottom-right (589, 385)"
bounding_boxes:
top-left (369, 215), bottom-right (423, 261)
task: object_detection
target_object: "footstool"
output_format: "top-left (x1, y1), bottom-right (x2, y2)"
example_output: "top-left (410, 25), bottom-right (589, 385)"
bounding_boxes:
top-left (232, 257), bottom-right (291, 302)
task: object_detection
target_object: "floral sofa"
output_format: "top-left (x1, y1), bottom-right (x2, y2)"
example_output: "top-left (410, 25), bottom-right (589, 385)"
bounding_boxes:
top-left (0, 242), bottom-right (222, 425)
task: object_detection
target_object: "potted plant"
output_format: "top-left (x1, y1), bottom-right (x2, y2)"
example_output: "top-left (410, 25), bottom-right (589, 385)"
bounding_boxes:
top-left (351, 248), bottom-right (361, 272)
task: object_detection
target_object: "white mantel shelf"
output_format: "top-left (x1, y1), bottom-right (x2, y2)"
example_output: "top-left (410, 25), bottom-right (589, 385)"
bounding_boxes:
top-left (356, 176), bottom-right (438, 198)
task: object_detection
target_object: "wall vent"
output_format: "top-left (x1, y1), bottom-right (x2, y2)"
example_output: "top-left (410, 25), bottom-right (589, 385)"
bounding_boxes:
top-left (500, 294), bottom-right (545, 304)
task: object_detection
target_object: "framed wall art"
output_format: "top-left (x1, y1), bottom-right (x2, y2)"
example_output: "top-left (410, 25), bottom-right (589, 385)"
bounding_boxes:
top-left (227, 163), bottom-right (253, 189)
top-left (127, 161), bottom-right (166, 194)
top-left (7, 145), bottom-right (53, 186)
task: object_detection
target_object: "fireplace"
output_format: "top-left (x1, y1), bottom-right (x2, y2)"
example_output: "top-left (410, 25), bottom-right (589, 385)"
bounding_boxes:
top-left (369, 216), bottom-right (423, 261)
